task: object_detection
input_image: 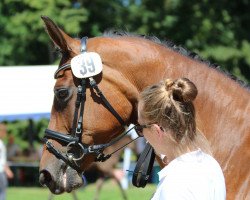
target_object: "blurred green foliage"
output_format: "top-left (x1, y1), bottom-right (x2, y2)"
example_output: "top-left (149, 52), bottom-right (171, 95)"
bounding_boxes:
top-left (0, 0), bottom-right (249, 82)
top-left (0, 0), bottom-right (88, 65)
top-left (3, 118), bottom-right (49, 150)
top-left (0, 0), bottom-right (250, 145)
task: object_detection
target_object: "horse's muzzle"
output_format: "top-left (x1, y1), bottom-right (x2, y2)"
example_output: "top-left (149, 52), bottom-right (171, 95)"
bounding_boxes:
top-left (39, 164), bottom-right (83, 194)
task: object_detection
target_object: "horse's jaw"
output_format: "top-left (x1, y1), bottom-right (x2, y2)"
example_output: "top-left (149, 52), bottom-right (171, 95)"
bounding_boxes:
top-left (39, 160), bottom-right (83, 194)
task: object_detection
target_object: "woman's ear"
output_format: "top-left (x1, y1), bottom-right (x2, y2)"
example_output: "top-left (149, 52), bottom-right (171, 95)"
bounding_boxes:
top-left (152, 124), bottom-right (165, 139)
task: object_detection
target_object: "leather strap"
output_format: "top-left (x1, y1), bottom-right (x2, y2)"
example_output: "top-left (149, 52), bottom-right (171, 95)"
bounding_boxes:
top-left (54, 63), bottom-right (71, 79)
top-left (43, 138), bottom-right (82, 173)
top-left (132, 143), bottom-right (155, 188)
top-left (89, 77), bottom-right (126, 126)
top-left (80, 36), bottom-right (88, 52)
top-left (44, 129), bottom-right (77, 144)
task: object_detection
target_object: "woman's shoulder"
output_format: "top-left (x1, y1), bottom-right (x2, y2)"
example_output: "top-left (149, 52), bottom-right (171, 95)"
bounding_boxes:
top-left (168, 150), bottom-right (224, 177)
top-left (158, 150), bottom-right (226, 200)
top-left (159, 149), bottom-right (225, 180)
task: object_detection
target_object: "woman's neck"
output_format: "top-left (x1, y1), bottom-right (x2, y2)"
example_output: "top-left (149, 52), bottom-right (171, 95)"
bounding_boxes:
top-left (161, 133), bottom-right (210, 163)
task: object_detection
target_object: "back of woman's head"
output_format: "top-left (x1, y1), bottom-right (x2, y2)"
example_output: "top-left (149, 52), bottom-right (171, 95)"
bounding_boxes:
top-left (139, 78), bottom-right (198, 142)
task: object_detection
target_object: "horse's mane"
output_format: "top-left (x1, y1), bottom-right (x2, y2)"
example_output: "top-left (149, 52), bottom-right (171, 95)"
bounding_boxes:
top-left (103, 30), bottom-right (250, 90)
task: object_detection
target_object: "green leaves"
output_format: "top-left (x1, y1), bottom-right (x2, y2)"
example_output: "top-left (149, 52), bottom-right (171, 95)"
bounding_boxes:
top-left (0, 0), bottom-right (88, 65)
top-left (0, 0), bottom-right (249, 83)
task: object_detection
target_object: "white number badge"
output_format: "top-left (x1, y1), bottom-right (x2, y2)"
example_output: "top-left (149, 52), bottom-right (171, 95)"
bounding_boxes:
top-left (71, 52), bottom-right (103, 78)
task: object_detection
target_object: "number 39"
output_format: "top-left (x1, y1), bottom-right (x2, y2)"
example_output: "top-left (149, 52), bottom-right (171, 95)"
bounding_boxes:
top-left (80, 57), bottom-right (95, 75)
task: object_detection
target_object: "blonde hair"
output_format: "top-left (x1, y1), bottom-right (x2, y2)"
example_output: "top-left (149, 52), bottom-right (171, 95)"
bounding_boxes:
top-left (140, 78), bottom-right (211, 155)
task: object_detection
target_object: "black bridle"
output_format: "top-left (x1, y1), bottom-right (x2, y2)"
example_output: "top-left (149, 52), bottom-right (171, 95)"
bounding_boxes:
top-left (43, 37), bottom-right (140, 173)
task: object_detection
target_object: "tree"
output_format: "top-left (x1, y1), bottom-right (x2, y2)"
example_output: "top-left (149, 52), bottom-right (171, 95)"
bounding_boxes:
top-left (0, 0), bottom-right (88, 65)
top-left (113, 0), bottom-right (250, 83)
top-left (0, 0), bottom-right (249, 83)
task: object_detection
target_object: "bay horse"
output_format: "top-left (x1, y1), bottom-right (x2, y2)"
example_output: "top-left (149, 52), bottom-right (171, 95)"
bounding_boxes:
top-left (39, 16), bottom-right (250, 200)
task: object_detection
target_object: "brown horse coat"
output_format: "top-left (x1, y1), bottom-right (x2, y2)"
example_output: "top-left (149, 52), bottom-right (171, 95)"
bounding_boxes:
top-left (39, 16), bottom-right (250, 200)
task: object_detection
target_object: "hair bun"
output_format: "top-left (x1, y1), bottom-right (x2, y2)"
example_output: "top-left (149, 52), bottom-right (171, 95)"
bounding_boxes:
top-left (165, 79), bottom-right (174, 90)
top-left (168, 78), bottom-right (198, 102)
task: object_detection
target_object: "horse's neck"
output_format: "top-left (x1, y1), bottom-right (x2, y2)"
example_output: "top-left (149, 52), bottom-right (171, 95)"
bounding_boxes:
top-left (91, 37), bottom-right (250, 143)
top-left (136, 46), bottom-right (250, 139)
top-left (140, 48), bottom-right (250, 166)
top-left (193, 68), bottom-right (250, 162)
top-left (108, 38), bottom-right (250, 156)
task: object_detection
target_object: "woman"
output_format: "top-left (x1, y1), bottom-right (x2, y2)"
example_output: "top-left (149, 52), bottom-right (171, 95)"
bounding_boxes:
top-left (137, 78), bottom-right (226, 200)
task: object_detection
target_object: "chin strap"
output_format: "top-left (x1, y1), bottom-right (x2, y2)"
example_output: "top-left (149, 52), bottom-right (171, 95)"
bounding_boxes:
top-left (132, 143), bottom-right (155, 188)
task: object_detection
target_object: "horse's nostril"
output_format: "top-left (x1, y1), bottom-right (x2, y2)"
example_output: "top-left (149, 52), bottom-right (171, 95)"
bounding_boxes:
top-left (39, 170), bottom-right (52, 186)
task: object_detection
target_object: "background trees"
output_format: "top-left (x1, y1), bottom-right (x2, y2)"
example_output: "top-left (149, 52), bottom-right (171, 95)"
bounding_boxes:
top-left (0, 0), bottom-right (88, 65)
top-left (1, 0), bottom-right (249, 83)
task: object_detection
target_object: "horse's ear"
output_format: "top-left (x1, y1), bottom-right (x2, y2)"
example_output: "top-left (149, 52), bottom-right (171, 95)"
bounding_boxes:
top-left (41, 16), bottom-right (74, 52)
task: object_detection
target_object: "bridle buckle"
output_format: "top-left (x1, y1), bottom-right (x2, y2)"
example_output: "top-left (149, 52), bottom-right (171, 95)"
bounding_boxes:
top-left (88, 146), bottom-right (94, 153)
top-left (76, 128), bottom-right (82, 134)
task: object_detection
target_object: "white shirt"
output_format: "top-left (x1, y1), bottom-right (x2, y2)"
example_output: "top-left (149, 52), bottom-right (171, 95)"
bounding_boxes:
top-left (0, 140), bottom-right (7, 173)
top-left (151, 149), bottom-right (226, 200)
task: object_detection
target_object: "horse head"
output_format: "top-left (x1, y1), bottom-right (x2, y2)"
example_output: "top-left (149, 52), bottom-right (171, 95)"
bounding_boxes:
top-left (39, 16), bottom-right (139, 194)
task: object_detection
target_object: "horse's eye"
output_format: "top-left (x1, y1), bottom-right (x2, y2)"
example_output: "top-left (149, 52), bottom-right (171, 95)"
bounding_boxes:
top-left (54, 88), bottom-right (70, 100)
